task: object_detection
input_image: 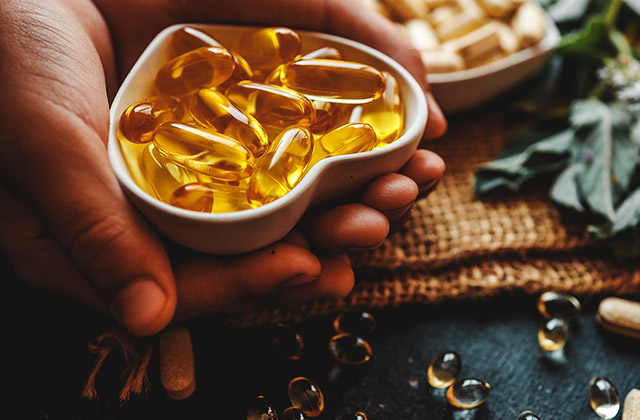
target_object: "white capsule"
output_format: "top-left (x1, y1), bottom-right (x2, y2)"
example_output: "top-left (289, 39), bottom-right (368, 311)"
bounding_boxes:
top-left (511, 1), bottom-right (546, 47)
top-left (477, 0), bottom-right (519, 18)
top-left (441, 22), bottom-right (502, 63)
top-left (405, 18), bottom-right (440, 51)
top-left (421, 50), bottom-right (465, 73)
top-left (383, 0), bottom-right (429, 21)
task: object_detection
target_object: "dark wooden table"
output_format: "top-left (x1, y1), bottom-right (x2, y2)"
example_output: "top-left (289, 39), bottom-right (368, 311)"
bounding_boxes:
top-left (1, 251), bottom-right (639, 420)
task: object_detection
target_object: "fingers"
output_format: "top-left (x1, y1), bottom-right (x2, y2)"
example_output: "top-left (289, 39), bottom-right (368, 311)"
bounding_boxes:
top-left (400, 149), bottom-right (446, 198)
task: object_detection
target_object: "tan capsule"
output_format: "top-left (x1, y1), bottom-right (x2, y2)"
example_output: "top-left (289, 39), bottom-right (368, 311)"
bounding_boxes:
top-left (477, 0), bottom-right (519, 18)
top-left (119, 96), bottom-right (184, 144)
top-left (140, 143), bottom-right (199, 202)
top-left (155, 46), bottom-right (235, 96)
top-left (288, 377), bottom-right (325, 417)
top-left (383, 0), bottom-right (429, 21)
top-left (405, 19), bottom-right (440, 51)
top-left (590, 376), bottom-right (621, 419)
top-left (233, 27), bottom-right (301, 75)
top-left (511, 1), bottom-right (546, 47)
top-left (421, 50), bottom-right (465, 73)
top-left (490, 20), bottom-right (521, 54)
top-left (158, 326), bottom-right (196, 400)
top-left (436, 10), bottom-right (485, 41)
top-left (153, 122), bottom-right (254, 180)
top-left (623, 389), bottom-right (640, 420)
top-left (442, 22), bottom-right (502, 64)
top-left (429, 5), bottom-right (459, 27)
top-left (596, 297), bottom-right (640, 339)
top-left (169, 182), bottom-right (215, 212)
top-left (320, 122), bottom-right (377, 156)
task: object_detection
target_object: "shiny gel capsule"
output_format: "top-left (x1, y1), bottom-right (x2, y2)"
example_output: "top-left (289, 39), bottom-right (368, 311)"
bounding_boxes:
top-left (119, 96), bottom-right (184, 144)
top-left (288, 377), bottom-right (324, 417)
top-left (329, 333), bottom-right (372, 365)
top-left (189, 88), bottom-right (268, 157)
top-left (358, 71), bottom-right (403, 147)
top-left (247, 395), bottom-right (278, 420)
top-left (281, 407), bottom-right (307, 420)
top-left (333, 311), bottom-right (376, 336)
top-left (247, 126), bottom-right (313, 205)
top-left (225, 81), bottom-right (316, 130)
top-left (320, 122), bottom-right (376, 156)
top-left (155, 46), bottom-right (235, 96)
top-left (446, 378), bottom-right (492, 409)
top-left (139, 144), bottom-right (199, 202)
top-left (428, 351), bottom-right (462, 388)
top-left (537, 291), bottom-right (582, 320)
top-left (264, 47), bottom-right (343, 85)
top-left (538, 318), bottom-right (568, 352)
top-left (233, 27), bottom-right (301, 75)
top-left (153, 122), bottom-right (254, 180)
top-left (517, 411), bottom-right (542, 420)
top-left (271, 323), bottom-right (304, 360)
top-left (169, 182), bottom-right (216, 212)
top-left (280, 59), bottom-right (386, 104)
top-left (589, 376), bottom-right (620, 419)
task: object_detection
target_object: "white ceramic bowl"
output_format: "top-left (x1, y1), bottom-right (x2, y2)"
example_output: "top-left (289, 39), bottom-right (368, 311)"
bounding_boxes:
top-left (427, 15), bottom-right (561, 114)
top-left (108, 24), bottom-right (428, 255)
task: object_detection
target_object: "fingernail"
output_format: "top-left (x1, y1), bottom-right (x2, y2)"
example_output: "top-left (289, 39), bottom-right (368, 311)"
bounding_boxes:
top-left (282, 273), bottom-right (319, 287)
top-left (111, 279), bottom-right (168, 335)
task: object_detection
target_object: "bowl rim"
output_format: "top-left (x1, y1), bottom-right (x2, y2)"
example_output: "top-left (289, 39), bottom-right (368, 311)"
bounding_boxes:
top-left (108, 23), bottom-right (428, 223)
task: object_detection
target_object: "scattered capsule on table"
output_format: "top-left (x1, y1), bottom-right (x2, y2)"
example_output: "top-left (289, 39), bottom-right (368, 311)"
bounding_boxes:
top-left (333, 311), bottom-right (376, 336)
top-left (140, 143), bottom-right (199, 202)
top-left (427, 351), bottom-right (462, 388)
top-left (233, 27), bottom-right (301, 76)
top-left (538, 318), bottom-right (569, 352)
top-left (537, 291), bottom-right (582, 320)
top-left (247, 395), bottom-right (278, 420)
top-left (589, 376), bottom-right (621, 419)
top-left (358, 71), bottom-right (404, 148)
top-left (281, 407), bottom-right (307, 420)
top-left (446, 378), bottom-right (492, 409)
top-left (247, 126), bottom-right (313, 205)
top-left (517, 410), bottom-right (542, 420)
top-left (155, 46), bottom-right (235, 96)
top-left (319, 122), bottom-right (376, 156)
top-left (189, 88), bottom-right (269, 157)
top-left (280, 59), bottom-right (386, 104)
top-left (329, 333), bottom-right (373, 365)
top-left (152, 122), bottom-right (254, 180)
top-left (119, 96), bottom-right (184, 144)
top-left (270, 323), bottom-right (304, 360)
top-left (288, 377), bottom-right (324, 417)
top-left (225, 81), bottom-right (316, 130)
top-left (342, 412), bottom-right (367, 420)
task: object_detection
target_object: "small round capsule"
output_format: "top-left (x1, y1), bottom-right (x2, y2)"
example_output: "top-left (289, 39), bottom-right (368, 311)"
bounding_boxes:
top-left (233, 27), bottom-right (301, 75)
top-left (288, 377), bottom-right (324, 417)
top-left (537, 291), bottom-right (582, 320)
top-left (247, 395), bottom-right (278, 420)
top-left (319, 122), bottom-right (376, 156)
top-left (270, 323), bottom-right (304, 360)
top-left (589, 376), bottom-right (620, 419)
top-left (538, 318), bottom-right (568, 352)
top-left (329, 333), bottom-right (372, 365)
top-left (446, 378), bottom-right (492, 409)
top-left (517, 410), bottom-right (542, 420)
top-left (155, 46), bottom-right (235, 96)
top-left (427, 351), bottom-right (462, 388)
top-left (119, 96), bottom-right (184, 144)
top-left (281, 407), bottom-right (307, 420)
top-left (169, 182), bottom-right (216, 212)
top-left (333, 311), bottom-right (376, 336)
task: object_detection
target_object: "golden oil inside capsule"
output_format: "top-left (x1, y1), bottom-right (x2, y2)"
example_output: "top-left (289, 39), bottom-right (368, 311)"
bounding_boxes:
top-left (517, 410), bottom-right (542, 420)
top-left (246, 395), bottom-right (278, 420)
top-left (264, 47), bottom-right (343, 85)
top-left (446, 378), bottom-right (492, 409)
top-left (538, 318), bottom-right (568, 352)
top-left (153, 122), bottom-right (254, 180)
top-left (119, 96), bottom-right (184, 144)
top-left (358, 71), bottom-right (403, 148)
top-left (288, 377), bottom-right (324, 417)
top-left (537, 291), bottom-right (582, 320)
top-left (178, 178), bottom-right (252, 213)
top-left (225, 81), bottom-right (316, 130)
top-left (280, 59), bottom-right (386, 104)
top-left (309, 101), bottom-right (352, 134)
top-left (233, 27), bottom-right (301, 75)
top-left (319, 122), bottom-right (377, 156)
top-left (171, 26), bottom-right (223, 56)
top-left (155, 46), bottom-right (235, 96)
top-left (140, 143), bottom-right (199, 202)
top-left (189, 88), bottom-right (269, 157)
top-left (427, 351), bottom-right (461, 388)
top-left (169, 182), bottom-right (215, 212)
top-left (281, 407), bottom-right (307, 420)
top-left (271, 323), bottom-right (304, 360)
top-left (333, 311), bottom-right (376, 336)
top-left (589, 376), bottom-right (621, 419)
top-left (328, 333), bottom-right (372, 365)
top-left (247, 126), bottom-right (313, 205)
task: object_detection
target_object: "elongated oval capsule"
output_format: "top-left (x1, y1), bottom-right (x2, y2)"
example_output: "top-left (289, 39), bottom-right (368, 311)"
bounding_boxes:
top-left (247, 126), bottom-right (313, 205)
top-left (446, 378), bottom-right (492, 409)
top-left (288, 377), bottom-right (324, 417)
top-left (233, 27), bottom-right (301, 75)
top-left (537, 291), bottom-right (582, 320)
top-left (309, 101), bottom-right (353, 134)
top-left (320, 122), bottom-right (376, 156)
top-left (281, 59), bottom-right (386, 104)
top-left (265, 47), bottom-right (343, 85)
top-left (358, 71), bottom-right (403, 147)
top-left (247, 396), bottom-right (278, 420)
top-left (140, 143), bottom-right (200, 202)
top-left (189, 88), bottom-right (269, 157)
top-left (153, 122), bottom-right (254, 180)
top-left (589, 376), bottom-right (620, 419)
top-left (119, 96), bottom-right (184, 144)
top-left (225, 81), bottom-right (316, 130)
top-left (427, 351), bottom-right (461, 388)
top-left (155, 46), bottom-right (235, 96)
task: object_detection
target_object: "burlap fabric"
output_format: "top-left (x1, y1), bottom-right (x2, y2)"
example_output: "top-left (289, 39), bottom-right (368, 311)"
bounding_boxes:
top-left (227, 102), bottom-right (640, 327)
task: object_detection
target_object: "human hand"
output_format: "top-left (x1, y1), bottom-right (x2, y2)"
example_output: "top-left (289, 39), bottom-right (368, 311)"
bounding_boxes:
top-left (0, 0), bottom-right (446, 336)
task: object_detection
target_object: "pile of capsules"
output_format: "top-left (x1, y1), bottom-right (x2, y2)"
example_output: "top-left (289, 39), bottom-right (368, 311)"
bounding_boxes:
top-left (364, 0), bottom-right (547, 73)
top-left (117, 26), bottom-right (404, 213)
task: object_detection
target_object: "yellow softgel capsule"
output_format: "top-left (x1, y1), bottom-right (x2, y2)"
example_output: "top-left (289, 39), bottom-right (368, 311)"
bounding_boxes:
top-left (140, 143), bottom-right (199, 202)
top-left (309, 101), bottom-right (352, 134)
top-left (189, 88), bottom-right (269, 157)
top-left (152, 122), bottom-right (254, 181)
top-left (280, 59), bottom-right (386, 104)
top-left (233, 27), bottom-right (301, 76)
top-left (247, 126), bottom-right (313, 205)
top-left (225, 81), bottom-right (316, 130)
top-left (119, 96), bottom-right (184, 144)
top-left (427, 351), bottom-right (461, 388)
top-left (328, 333), bottom-right (372, 365)
top-left (169, 182), bottom-right (216, 212)
top-left (538, 318), bottom-right (568, 352)
top-left (155, 46), bottom-right (235, 96)
top-left (446, 378), bottom-right (492, 409)
top-left (319, 122), bottom-right (376, 156)
top-left (264, 46), bottom-right (343, 85)
top-left (358, 71), bottom-right (403, 147)
top-left (537, 291), bottom-right (582, 320)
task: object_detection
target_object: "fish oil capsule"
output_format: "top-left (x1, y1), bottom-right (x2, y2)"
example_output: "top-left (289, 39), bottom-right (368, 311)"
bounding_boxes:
top-left (309, 101), bottom-right (352, 134)
top-left (537, 292), bottom-right (582, 320)
top-left (288, 377), bottom-right (324, 417)
top-left (281, 407), bottom-right (307, 420)
top-left (155, 46), bottom-right (235, 96)
top-left (119, 96), bottom-right (184, 144)
top-left (538, 318), bottom-right (568, 352)
top-left (280, 59), bottom-right (386, 104)
top-left (427, 351), bottom-right (462, 388)
top-left (153, 122), bottom-right (254, 180)
top-left (171, 26), bottom-right (224, 56)
top-left (589, 376), bottom-right (621, 419)
top-left (233, 27), bottom-right (301, 76)
top-left (169, 182), bottom-right (216, 212)
top-left (270, 323), bottom-right (304, 360)
top-left (446, 378), bottom-right (492, 409)
top-left (140, 144), bottom-right (199, 202)
top-left (247, 126), bottom-right (313, 205)
top-left (517, 410), bottom-right (542, 420)
top-left (329, 333), bottom-right (373, 365)
top-left (319, 122), bottom-right (377, 156)
top-left (189, 88), bottom-right (269, 157)
top-left (247, 395), bottom-right (278, 420)
top-left (344, 413), bottom-right (367, 420)
top-left (333, 311), bottom-right (376, 336)
top-left (357, 71), bottom-right (403, 147)
top-left (264, 47), bottom-right (343, 85)
top-left (225, 81), bottom-right (316, 130)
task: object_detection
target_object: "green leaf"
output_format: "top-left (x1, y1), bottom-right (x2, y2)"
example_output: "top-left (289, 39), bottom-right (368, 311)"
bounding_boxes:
top-left (550, 164), bottom-right (586, 211)
top-left (548, 0), bottom-right (590, 23)
top-left (555, 16), bottom-right (613, 62)
top-left (589, 187), bottom-right (640, 259)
